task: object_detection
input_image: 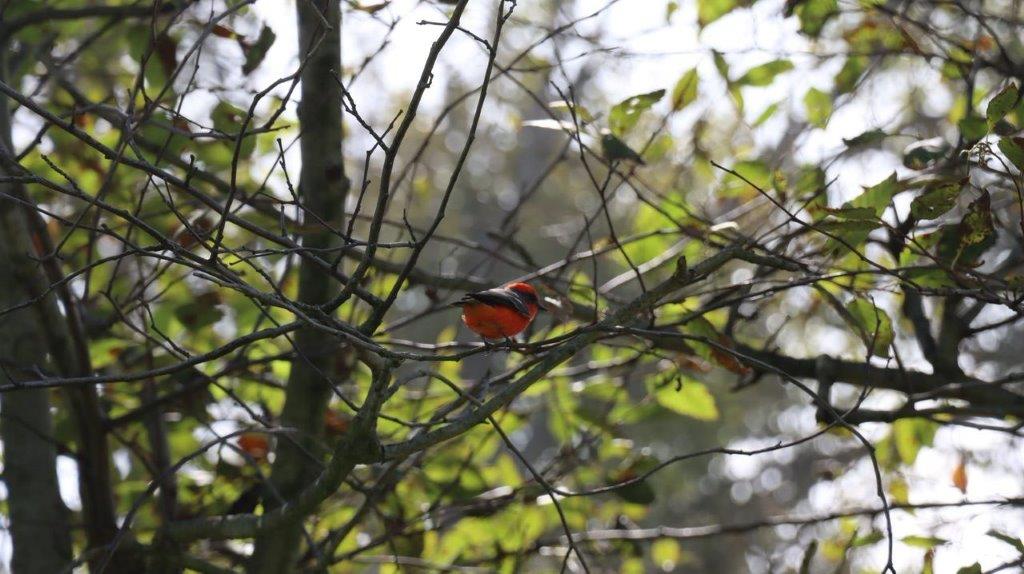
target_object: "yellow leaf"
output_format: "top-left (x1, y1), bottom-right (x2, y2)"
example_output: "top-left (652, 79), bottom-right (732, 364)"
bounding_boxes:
top-left (655, 378), bottom-right (719, 421)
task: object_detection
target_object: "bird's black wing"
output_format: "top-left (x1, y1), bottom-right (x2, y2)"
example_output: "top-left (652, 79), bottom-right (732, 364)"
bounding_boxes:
top-left (459, 288), bottom-right (531, 317)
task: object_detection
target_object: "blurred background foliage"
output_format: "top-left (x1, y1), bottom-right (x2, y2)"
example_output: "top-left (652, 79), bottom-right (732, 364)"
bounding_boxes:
top-left (2, 0), bottom-right (1024, 572)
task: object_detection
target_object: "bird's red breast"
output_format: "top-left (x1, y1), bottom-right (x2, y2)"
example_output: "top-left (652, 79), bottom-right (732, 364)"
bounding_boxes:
top-left (456, 282), bottom-right (539, 339)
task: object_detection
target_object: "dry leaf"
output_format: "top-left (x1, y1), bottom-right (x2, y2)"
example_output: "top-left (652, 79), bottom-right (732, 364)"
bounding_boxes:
top-left (711, 336), bottom-right (753, 375)
top-left (211, 24), bottom-right (237, 38)
top-left (324, 411), bottom-right (351, 436)
top-left (674, 355), bottom-right (712, 373)
top-left (237, 433), bottom-right (269, 461)
top-left (952, 457), bottom-right (968, 494)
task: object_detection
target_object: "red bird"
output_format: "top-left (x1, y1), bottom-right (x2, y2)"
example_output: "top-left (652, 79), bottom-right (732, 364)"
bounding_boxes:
top-left (454, 282), bottom-right (540, 340)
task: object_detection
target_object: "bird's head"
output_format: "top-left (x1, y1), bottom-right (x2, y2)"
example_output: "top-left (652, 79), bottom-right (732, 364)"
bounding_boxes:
top-left (505, 282), bottom-right (539, 307)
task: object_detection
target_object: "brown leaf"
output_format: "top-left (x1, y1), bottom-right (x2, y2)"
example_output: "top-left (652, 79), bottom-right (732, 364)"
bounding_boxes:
top-left (172, 116), bottom-right (192, 133)
top-left (710, 336), bottom-right (753, 375)
top-left (154, 33), bottom-right (178, 75)
top-left (73, 112), bottom-right (93, 128)
top-left (424, 286), bottom-right (440, 303)
top-left (354, 1), bottom-right (389, 12)
top-left (324, 411), bottom-right (351, 436)
top-left (29, 231), bottom-right (46, 257)
top-left (952, 458), bottom-right (968, 494)
top-left (237, 433), bottom-right (269, 461)
top-left (175, 215), bottom-right (212, 250)
top-left (674, 354), bottom-right (712, 373)
top-left (211, 24), bottom-right (237, 38)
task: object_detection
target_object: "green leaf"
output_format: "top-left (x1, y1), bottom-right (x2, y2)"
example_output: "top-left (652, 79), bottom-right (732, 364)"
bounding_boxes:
top-left (601, 133), bottom-right (645, 164)
top-left (138, 113), bottom-right (190, 157)
top-left (729, 84), bottom-right (745, 113)
top-left (845, 172), bottom-right (901, 216)
top-left (721, 160), bottom-right (771, 196)
top-left (655, 378), bottom-right (719, 421)
top-left (752, 102), bottom-right (779, 127)
top-left (910, 182), bottom-right (962, 220)
top-left (616, 479), bottom-right (656, 505)
top-left (793, 166), bottom-right (826, 195)
top-left (645, 133), bottom-right (674, 163)
top-left (817, 219), bottom-right (879, 252)
top-left (994, 118), bottom-right (1017, 136)
top-left (957, 564), bottom-right (982, 574)
top-left (889, 476), bottom-right (909, 505)
top-left (680, 317), bottom-right (750, 374)
top-left (958, 115), bottom-right (987, 143)
top-left (835, 56), bottom-right (866, 95)
top-left (666, 1), bottom-right (680, 21)
top-left (698, 0), bottom-right (740, 27)
top-left (609, 89), bottom-right (665, 135)
top-left (683, 317), bottom-right (719, 363)
top-left (893, 418), bottom-right (938, 465)
top-left (902, 268), bottom-right (956, 288)
top-left (901, 535), bottom-right (947, 549)
top-left (174, 294), bottom-right (224, 331)
top-left (902, 137), bottom-right (950, 170)
top-left (929, 218), bottom-right (994, 269)
top-left (998, 137), bottom-right (1024, 171)
top-left (651, 539), bottom-right (681, 569)
top-left (844, 298), bottom-right (894, 357)
top-left (851, 531), bottom-right (883, 547)
top-left (211, 101), bottom-right (256, 158)
top-left (712, 50), bottom-right (731, 82)
top-left (843, 128), bottom-right (887, 148)
top-left (671, 68), bottom-right (699, 111)
top-left (241, 25), bottom-right (276, 75)
top-left (941, 60), bottom-right (965, 81)
top-left (823, 206), bottom-right (877, 221)
top-left (211, 101), bottom-right (247, 133)
top-left (548, 100), bottom-right (594, 122)
top-left (987, 530), bottom-right (1024, 554)
top-left (611, 453), bottom-right (660, 504)
top-left (131, 31), bottom-right (177, 98)
top-left (737, 60), bottom-right (794, 87)
top-left (987, 83), bottom-right (1019, 129)
top-left (795, 0), bottom-right (838, 37)
top-left (958, 191), bottom-right (993, 246)
top-left (804, 87), bottom-right (832, 128)
top-left (798, 541), bottom-right (817, 574)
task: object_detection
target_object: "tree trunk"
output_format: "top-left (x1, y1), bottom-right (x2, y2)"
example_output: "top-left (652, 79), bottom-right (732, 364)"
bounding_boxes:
top-left (0, 49), bottom-right (72, 574)
top-left (250, 1), bottom-right (348, 571)
top-left (0, 43), bottom-right (143, 574)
